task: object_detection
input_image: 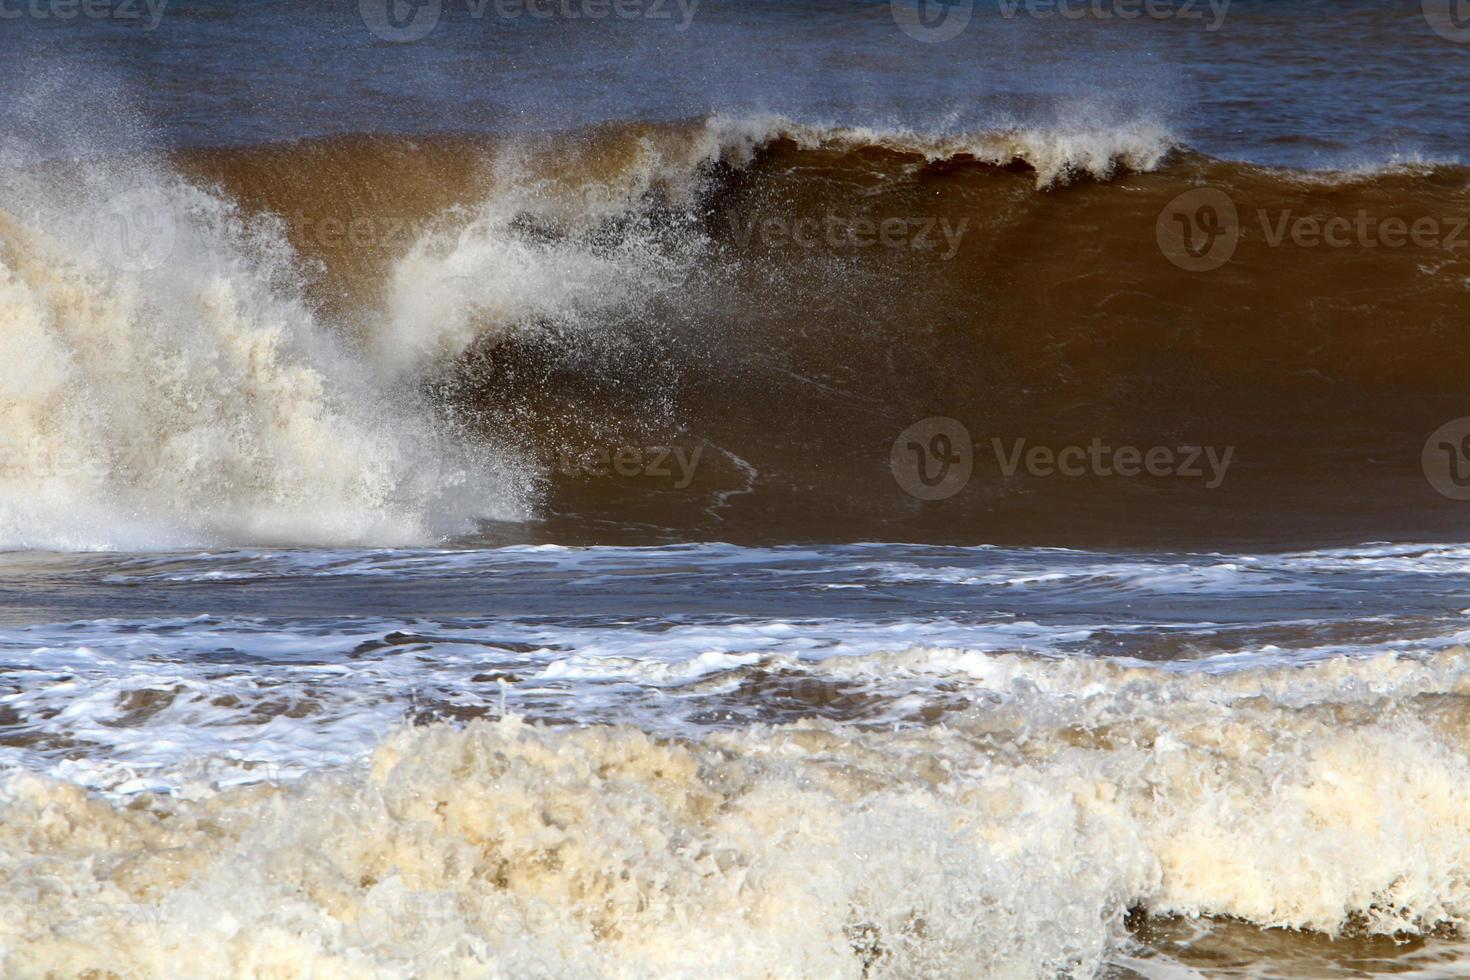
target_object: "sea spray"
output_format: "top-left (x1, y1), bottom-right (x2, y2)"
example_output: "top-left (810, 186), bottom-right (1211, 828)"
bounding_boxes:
top-left (0, 163), bottom-right (530, 550)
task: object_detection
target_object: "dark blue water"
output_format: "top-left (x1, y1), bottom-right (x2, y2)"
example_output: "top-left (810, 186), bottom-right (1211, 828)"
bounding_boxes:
top-left (3, 0), bottom-right (1468, 167)
top-left (3, 540), bottom-right (1470, 794)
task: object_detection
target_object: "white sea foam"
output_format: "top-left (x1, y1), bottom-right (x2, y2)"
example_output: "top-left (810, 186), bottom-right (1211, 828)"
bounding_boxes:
top-left (10, 538), bottom-right (1469, 799)
top-left (372, 113), bottom-right (1179, 378)
top-left (0, 161), bottom-right (531, 551)
top-left (696, 113), bottom-right (1177, 187)
top-left (4, 646), bottom-right (1470, 976)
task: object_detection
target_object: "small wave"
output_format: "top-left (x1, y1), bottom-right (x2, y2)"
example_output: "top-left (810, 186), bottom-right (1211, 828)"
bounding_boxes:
top-left (697, 113), bottom-right (1180, 187)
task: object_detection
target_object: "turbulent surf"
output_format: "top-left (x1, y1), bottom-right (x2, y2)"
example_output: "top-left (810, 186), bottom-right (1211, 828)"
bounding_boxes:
top-left (5, 116), bottom-right (1470, 550)
top-left (4, 2), bottom-right (1470, 971)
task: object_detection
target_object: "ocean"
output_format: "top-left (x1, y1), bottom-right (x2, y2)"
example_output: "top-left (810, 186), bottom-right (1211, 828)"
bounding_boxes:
top-left (4, 0), bottom-right (1470, 975)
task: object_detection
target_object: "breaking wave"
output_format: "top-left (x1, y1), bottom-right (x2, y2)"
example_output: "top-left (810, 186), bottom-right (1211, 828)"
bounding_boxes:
top-left (0, 156), bottom-right (531, 551)
top-left (7, 114), bottom-right (1470, 549)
